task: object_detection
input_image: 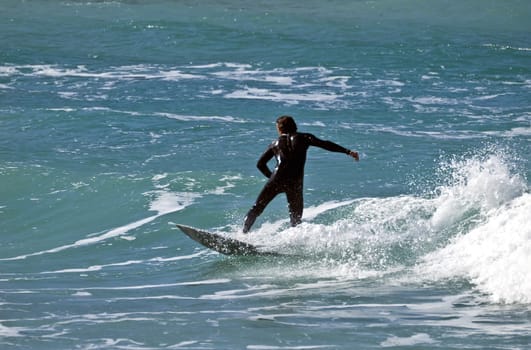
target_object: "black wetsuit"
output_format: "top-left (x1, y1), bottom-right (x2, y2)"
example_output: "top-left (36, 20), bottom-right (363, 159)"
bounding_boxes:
top-left (243, 132), bottom-right (350, 233)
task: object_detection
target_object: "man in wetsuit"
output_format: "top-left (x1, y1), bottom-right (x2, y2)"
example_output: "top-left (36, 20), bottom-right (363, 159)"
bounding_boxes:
top-left (243, 115), bottom-right (359, 233)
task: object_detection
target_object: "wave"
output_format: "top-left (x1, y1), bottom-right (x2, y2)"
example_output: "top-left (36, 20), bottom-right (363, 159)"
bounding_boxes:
top-left (224, 87), bottom-right (341, 106)
top-left (483, 44), bottom-right (531, 52)
top-left (418, 192), bottom-right (530, 304)
top-left (0, 63), bottom-right (349, 108)
top-left (3, 147), bottom-right (527, 304)
top-left (45, 106), bottom-right (244, 123)
top-left (233, 149), bottom-right (529, 304)
top-left (1, 64), bottom-right (205, 81)
top-left (3, 62), bottom-right (530, 117)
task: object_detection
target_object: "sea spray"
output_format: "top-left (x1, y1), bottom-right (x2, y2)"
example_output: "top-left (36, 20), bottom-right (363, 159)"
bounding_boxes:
top-left (235, 151), bottom-right (529, 294)
top-left (418, 193), bottom-right (531, 304)
top-left (430, 150), bottom-right (526, 230)
top-left (417, 152), bottom-right (529, 303)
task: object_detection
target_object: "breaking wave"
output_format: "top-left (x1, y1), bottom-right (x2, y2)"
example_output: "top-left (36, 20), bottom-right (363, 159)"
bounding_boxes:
top-left (233, 148), bottom-right (529, 304)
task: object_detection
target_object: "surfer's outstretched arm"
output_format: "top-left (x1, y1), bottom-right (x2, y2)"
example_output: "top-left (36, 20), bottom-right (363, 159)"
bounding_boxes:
top-left (307, 134), bottom-right (359, 161)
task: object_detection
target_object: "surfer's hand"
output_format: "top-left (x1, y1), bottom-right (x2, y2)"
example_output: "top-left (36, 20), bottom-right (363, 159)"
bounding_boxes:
top-left (348, 150), bottom-right (359, 161)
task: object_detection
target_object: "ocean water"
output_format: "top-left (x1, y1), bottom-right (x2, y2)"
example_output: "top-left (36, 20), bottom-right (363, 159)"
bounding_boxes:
top-left (1, 0), bottom-right (530, 349)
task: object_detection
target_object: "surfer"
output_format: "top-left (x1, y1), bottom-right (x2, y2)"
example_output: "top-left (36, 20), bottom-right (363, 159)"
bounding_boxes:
top-left (243, 116), bottom-right (359, 233)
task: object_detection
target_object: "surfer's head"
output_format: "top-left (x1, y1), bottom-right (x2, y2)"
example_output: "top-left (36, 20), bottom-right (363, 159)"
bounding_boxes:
top-left (276, 115), bottom-right (297, 134)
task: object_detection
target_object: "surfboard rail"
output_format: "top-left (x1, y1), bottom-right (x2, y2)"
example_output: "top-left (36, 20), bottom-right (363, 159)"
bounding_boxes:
top-left (176, 224), bottom-right (281, 256)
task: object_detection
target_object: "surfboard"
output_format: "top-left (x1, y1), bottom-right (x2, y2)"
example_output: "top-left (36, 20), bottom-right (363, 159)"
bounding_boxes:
top-left (176, 224), bottom-right (281, 256)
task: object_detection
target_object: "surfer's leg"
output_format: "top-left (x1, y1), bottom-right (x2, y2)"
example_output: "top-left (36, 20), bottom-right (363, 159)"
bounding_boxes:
top-left (286, 183), bottom-right (303, 227)
top-left (243, 183), bottom-right (279, 233)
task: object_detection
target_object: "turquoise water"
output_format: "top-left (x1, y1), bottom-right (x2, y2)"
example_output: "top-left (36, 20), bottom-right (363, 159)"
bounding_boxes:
top-left (1, 1), bottom-right (530, 349)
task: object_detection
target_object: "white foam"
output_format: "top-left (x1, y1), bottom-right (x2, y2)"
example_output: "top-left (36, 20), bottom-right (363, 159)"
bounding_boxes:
top-left (149, 251), bottom-right (207, 262)
top-left (187, 63), bottom-right (225, 69)
top-left (302, 199), bottom-right (356, 221)
top-left (208, 175), bottom-right (242, 195)
top-left (225, 87), bottom-right (339, 105)
top-left (148, 190), bottom-right (198, 215)
top-left (0, 65), bottom-right (18, 76)
top-left (381, 333), bottom-right (438, 347)
top-left (301, 121), bottom-right (326, 128)
top-left (406, 96), bottom-right (459, 105)
top-left (213, 69), bottom-right (294, 86)
top-left (372, 79), bottom-right (405, 87)
top-left (319, 76), bottom-right (351, 89)
top-left (188, 62), bottom-right (251, 69)
top-left (151, 173), bottom-right (168, 182)
top-left (227, 151), bottom-right (530, 299)
top-left (0, 323), bottom-right (25, 338)
top-left (43, 260), bottom-right (143, 274)
top-left (231, 194), bottom-right (434, 273)
top-left (430, 154), bottom-right (526, 229)
top-left (72, 291), bottom-right (92, 297)
top-left (474, 93), bottom-right (507, 101)
top-left (27, 64), bottom-right (205, 81)
top-left (483, 43), bottom-right (531, 52)
top-left (153, 112), bottom-right (243, 123)
top-left (484, 126), bottom-right (531, 138)
top-left (411, 152), bottom-right (530, 304)
top-left (419, 193), bottom-right (531, 304)
top-left (247, 346), bottom-right (333, 350)
top-left (58, 91), bottom-right (78, 99)
top-left (351, 122), bottom-right (480, 140)
top-left (86, 278), bottom-right (231, 291)
top-left (41, 252), bottom-right (206, 274)
top-left (47, 107), bottom-right (77, 112)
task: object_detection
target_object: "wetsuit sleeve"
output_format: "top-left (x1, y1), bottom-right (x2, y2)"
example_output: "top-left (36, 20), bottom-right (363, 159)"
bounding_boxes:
top-left (306, 133), bottom-right (350, 154)
top-left (256, 144), bottom-right (274, 178)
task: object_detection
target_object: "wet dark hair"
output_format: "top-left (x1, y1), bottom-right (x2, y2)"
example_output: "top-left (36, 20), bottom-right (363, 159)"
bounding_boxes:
top-left (276, 115), bottom-right (297, 133)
